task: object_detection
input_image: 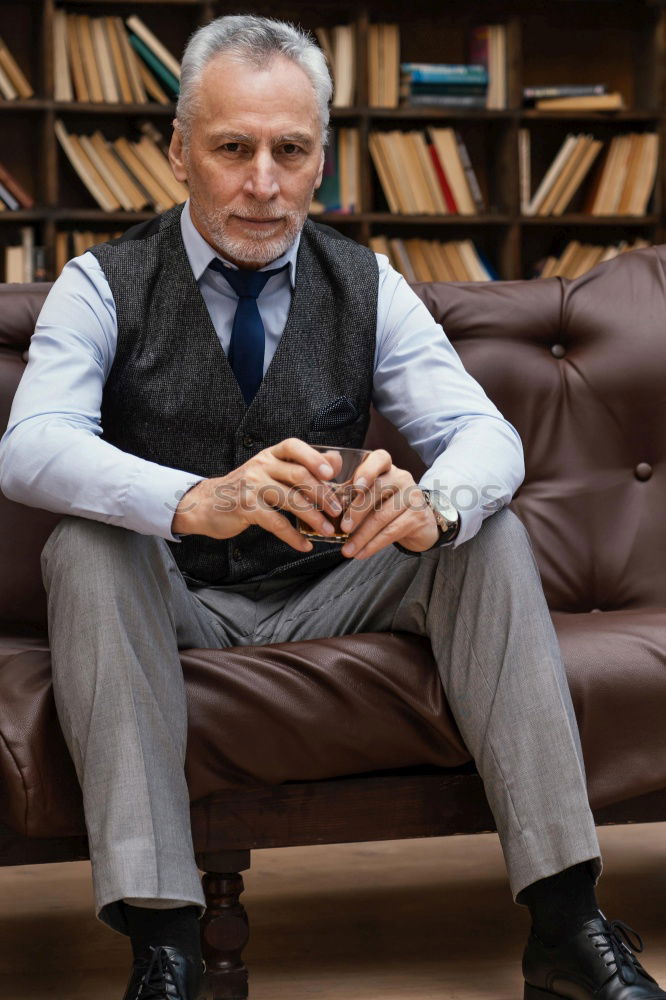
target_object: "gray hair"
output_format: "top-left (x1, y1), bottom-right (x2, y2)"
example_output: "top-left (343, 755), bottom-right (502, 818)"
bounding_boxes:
top-left (176, 14), bottom-right (333, 147)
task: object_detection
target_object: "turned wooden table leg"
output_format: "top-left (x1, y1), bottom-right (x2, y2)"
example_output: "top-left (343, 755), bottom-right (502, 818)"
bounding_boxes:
top-left (199, 850), bottom-right (251, 1000)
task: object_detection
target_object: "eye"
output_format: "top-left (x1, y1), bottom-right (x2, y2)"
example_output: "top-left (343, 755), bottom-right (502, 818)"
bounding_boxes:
top-left (221, 142), bottom-right (243, 153)
top-left (280, 143), bottom-right (303, 156)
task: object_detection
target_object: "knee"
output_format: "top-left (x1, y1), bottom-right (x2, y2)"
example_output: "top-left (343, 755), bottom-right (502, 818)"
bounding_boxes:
top-left (454, 507), bottom-right (536, 574)
top-left (41, 516), bottom-right (166, 592)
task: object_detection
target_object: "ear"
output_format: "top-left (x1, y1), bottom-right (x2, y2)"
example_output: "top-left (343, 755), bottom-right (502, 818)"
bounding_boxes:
top-left (169, 124), bottom-right (188, 183)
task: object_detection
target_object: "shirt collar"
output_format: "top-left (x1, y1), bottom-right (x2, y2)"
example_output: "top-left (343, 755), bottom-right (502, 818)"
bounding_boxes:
top-left (180, 199), bottom-right (299, 288)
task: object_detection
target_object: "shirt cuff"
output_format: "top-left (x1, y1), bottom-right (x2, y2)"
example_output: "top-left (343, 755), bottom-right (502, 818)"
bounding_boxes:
top-left (123, 464), bottom-right (205, 541)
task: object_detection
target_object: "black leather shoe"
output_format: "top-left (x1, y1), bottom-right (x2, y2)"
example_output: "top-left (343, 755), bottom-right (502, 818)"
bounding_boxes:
top-left (523, 911), bottom-right (666, 999)
top-left (121, 945), bottom-right (204, 1000)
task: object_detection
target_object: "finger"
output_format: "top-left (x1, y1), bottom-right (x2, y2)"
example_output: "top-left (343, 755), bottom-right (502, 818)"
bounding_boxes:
top-left (271, 438), bottom-right (343, 482)
top-left (253, 504), bottom-right (315, 552)
top-left (344, 508), bottom-right (419, 560)
top-left (340, 473), bottom-right (402, 535)
top-left (265, 457), bottom-right (344, 518)
top-left (350, 448), bottom-right (392, 490)
top-left (249, 476), bottom-right (338, 540)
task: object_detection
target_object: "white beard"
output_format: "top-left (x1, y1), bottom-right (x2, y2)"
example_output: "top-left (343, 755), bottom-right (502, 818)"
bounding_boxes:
top-left (190, 195), bottom-right (306, 266)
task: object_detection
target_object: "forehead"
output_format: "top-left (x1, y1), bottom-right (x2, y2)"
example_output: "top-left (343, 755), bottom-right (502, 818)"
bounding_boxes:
top-left (194, 53), bottom-right (320, 141)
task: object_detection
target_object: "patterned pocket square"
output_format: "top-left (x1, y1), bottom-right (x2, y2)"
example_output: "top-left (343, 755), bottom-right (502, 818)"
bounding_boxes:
top-left (309, 396), bottom-right (359, 431)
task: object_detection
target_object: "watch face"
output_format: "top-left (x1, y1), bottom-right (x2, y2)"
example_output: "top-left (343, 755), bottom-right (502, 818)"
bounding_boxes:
top-left (427, 490), bottom-right (459, 527)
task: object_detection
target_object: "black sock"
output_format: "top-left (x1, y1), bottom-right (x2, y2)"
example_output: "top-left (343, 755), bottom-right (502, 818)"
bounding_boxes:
top-left (123, 903), bottom-right (201, 960)
top-left (517, 861), bottom-right (599, 946)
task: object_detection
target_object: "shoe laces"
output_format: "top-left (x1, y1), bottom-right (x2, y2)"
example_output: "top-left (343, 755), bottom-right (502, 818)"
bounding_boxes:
top-left (135, 946), bottom-right (184, 1000)
top-left (589, 912), bottom-right (656, 987)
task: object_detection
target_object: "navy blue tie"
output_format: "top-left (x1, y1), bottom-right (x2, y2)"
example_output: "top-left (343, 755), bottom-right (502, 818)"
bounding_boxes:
top-left (209, 258), bottom-right (288, 406)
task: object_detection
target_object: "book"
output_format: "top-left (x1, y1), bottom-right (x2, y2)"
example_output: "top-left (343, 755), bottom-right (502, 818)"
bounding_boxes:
top-left (0, 160), bottom-right (34, 208)
top-left (331, 24), bottom-right (355, 107)
top-left (518, 128), bottom-right (531, 214)
top-left (471, 24), bottom-right (507, 109)
top-left (128, 33), bottom-right (179, 97)
top-left (5, 245), bottom-right (23, 282)
top-left (388, 238), bottom-right (417, 282)
top-left (133, 135), bottom-right (188, 204)
top-left (20, 226), bottom-right (34, 282)
top-left (401, 63), bottom-right (487, 85)
top-left (76, 15), bottom-right (105, 103)
top-left (383, 131), bottom-right (419, 213)
top-left (536, 92), bottom-right (624, 112)
top-left (524, 84), bottom-right (607, 101)
top-left (626, 132), bottom-right (658, 215)
top-left (125, 15), bottom-right (181, 80)
top-left (455, 132), bottom-right (484, 212)
top-left (368, 132), bottom-right (401, 213)
top-left (79, 134), bottom-right (133, 210)
top-left (91, 18), bottom-right (119, 103)
top-left (0, 35), bottom-right (33, 99)
top-left (404, 94), bottom-right (487, 108)
top-left (136, 58), bottom-right (171, 105)
top-left (427, 143), bottom-right (457, 212)
top-left (0, 58), bottom-right (17, 100)
top-left (66, 14), bottom-right (89, 102)
top-left (89, 131), bottom-right (149, 211)
top-left (53, 10), bottom-right (73, 102)
top-left (113, 16), bottom-right (147, 104)
top-left (428, 127), bottom-right (476, 214)
top-left (0, 180), bottom-right (20, 210)
top-left (105, 16), bottom-right (133, 104)
top-left (410, 131), bottom-right (447, 214)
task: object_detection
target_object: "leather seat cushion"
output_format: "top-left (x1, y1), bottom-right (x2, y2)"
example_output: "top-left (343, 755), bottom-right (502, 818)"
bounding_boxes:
top-left (1, 609), bottom-right (665, 838)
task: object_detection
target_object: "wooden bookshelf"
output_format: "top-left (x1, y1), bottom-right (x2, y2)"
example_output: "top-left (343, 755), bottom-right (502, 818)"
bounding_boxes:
top-left (0, 0), bottom-right (665, 280)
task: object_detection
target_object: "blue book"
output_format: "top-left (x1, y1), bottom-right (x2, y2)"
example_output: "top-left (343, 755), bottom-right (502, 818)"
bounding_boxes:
top-left (0, 180), bottom-right (19, 211)
top-left (401, 62), bottom-right (488, 85)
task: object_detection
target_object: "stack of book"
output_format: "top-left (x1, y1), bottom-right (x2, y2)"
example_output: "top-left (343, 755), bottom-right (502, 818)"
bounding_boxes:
top-left (523, 131), bottom-right (658, 217)
top-left (310, 128), bottom-right (361, 214)
top-left (4, 227), bottom-right (46, 283)
top-left (369, 235), bottom-right (495, 282)
top-left (315, 25), bottom-right (355, 107)
top-left (369, 127), bottom-right (484, 215)
top-left (55, 120), bottom-right (188, 212)
top-left (55, 230), bottom-right (122, 275)
top-left (0, 160), bottom-right (34, 211)
top-left (53, 12), bottom-right (180, 104)
top-left (368, 24), bottom-right (399, 107)
top-left (538, 238), bottom-right (650, 280)
top-left (469, 24), bottom-right (507, 109)
top-left (524, 84), bottom-right (624, 112)
top-left (400, 63), bottom-right (487, 110)
top-left (0, 36), bottom-right (33, 100)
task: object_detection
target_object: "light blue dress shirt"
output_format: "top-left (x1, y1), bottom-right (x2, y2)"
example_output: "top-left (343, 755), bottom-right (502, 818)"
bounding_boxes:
top-left (0, 201), bottom-right (524, 547)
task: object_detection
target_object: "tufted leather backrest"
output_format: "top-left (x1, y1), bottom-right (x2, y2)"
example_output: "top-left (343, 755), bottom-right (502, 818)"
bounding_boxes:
top-left (1, 244), bottom-right (665, 627)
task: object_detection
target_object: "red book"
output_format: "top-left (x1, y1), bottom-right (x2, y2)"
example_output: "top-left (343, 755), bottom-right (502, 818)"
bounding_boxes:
top-left (428, 143), bottom-right (458, 212)
top-left (0, 160), bottom-right (34, 209)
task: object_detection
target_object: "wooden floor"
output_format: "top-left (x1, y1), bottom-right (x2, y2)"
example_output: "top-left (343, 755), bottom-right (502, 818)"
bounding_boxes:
top-left (0, 822), bottom-right (664, 1000)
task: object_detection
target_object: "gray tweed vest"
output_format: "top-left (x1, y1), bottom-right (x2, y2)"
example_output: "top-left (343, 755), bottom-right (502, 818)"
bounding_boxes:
top-left (91, 205), bottom-right (378, 584)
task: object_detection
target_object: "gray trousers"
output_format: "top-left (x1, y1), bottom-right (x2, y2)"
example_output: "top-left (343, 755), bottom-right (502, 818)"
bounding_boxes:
top-left (40, 508), bottom-right (601, 934)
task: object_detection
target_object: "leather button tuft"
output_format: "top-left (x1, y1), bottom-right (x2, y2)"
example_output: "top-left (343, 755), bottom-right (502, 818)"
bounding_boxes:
top-left (232, 547), bottom-right (242, 561)
top-left (551, 344), bottom-right (566, 359)
top-left (242, 435), bottom-right (254, 447)
top-left (635, 462), bottom-right (653, 481)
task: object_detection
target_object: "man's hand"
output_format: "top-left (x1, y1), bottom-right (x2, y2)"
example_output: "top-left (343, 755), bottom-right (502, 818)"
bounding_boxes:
top-left (171, 438), bottom-right (343, 552)
top-left (339, 449), bottom-right (439, 559)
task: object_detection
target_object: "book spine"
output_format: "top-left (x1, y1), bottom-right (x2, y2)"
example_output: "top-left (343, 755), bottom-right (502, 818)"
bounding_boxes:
top-left (523, 84), bottom-right (607, 100)
top-left (455, 132), bottom-right (484, 212)
top-left (401, 63), bottom-right (487, 84)
top-left (0, 179), bottom-right (20, 210)
top-left (407, 83), bottom-right (487, 96)
top-left (405, 94), bottom-right (487, 108)
top-left (427, 143), bottom-right (458, 212)
top-left (128, 33), bottom-right (179, 97)
top-left (0, 162), bottom-right (33, 208)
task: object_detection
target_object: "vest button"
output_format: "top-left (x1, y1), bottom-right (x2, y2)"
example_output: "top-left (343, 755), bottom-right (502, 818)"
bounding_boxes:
top-left (551, 344), bottom-right (566, 358)
top-left (635, 462), bottom-right (652, 481)
top-left (242, 435), bottom-right (254, 447)
top-left (232, 547), bottom-right (242, 561)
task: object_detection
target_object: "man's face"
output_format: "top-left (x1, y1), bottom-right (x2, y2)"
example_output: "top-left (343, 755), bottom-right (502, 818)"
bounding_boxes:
top-left (169, 53), bottom-right (325, 269)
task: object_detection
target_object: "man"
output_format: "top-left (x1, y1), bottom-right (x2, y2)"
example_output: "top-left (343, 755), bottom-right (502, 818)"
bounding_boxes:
top-left (0, 14), bottom-right (663, 1000)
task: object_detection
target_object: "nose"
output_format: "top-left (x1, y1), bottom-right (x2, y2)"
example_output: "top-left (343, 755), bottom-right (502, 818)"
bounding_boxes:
top-left (243, 148), bottom-right (280, 201)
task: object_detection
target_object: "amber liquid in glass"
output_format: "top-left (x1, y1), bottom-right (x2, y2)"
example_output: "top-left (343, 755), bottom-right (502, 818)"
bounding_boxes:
top-left (297, 483), bottom-right (357, 543)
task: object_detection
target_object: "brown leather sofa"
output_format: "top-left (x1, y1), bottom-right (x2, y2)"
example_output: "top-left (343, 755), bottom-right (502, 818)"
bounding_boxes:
top-left (1, 245), bottom-right (666, 999)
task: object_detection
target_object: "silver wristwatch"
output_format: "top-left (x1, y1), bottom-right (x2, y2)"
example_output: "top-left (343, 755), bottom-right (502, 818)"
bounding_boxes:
top-left (421, 489), bottom-right (460, 545)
